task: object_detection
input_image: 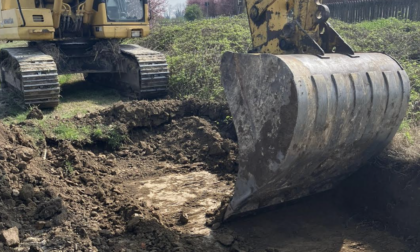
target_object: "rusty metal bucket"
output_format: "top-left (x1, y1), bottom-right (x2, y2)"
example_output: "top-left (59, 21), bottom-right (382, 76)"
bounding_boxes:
top-left (221, 52), bottom-right (410, 220)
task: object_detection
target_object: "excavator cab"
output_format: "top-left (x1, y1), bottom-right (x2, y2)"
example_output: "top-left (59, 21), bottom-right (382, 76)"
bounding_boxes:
top-left (221, 0), bottom-right (410, 219)
top-left (105, 0), bottom-right (121, 20)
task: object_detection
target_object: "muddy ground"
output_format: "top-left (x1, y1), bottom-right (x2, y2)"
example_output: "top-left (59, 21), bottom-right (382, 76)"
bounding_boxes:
top-left (0, 89), bottom-right (419, 251)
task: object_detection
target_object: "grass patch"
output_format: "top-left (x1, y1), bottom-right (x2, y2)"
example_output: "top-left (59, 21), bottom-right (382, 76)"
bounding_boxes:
top-left (50, 123), bottom-right (99, 142)
top-left (93, 127), bottom-right (104, 138)
top-left (53, 123), bottom-right (83, 141)
top-left (22, 126), bottom-right (45, 145)
top-left (391, 126), bottom-right (420, 161)
top-left (329, 18), bottom-right (420, 60)
top-left (1, 75), bottom-right (126, 146)
top-left (65, 160), bottom-right (74, 175)
top-left (107, 128), bottom-right (128, 150)
top-left (91, 125), bottom-right (128, 150)
top-left (58, 74), bottom-right (84, 85)
top-left (0, 41), bottom-right (27, 49)
top-left (3, 109), bottom-right (30, 125)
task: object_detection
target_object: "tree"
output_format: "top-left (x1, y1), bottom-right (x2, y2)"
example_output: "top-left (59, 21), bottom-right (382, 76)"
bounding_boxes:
top-left (186, 0), bottom-right (240, 17)
top-left (184, 4), bottom-right (203, 21)
top-left (187, 0), bottom-right (215, 17)
top-left (174, 4), bottom-right (186, 19)
top-left (149, 0), bottom-right (168, 24)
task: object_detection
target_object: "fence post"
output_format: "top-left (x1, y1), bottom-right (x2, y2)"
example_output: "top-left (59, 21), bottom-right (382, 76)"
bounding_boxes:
top-left (417, 0), bottom-right (420, 21)
top-left (374, 0), bottom-right (378, 20)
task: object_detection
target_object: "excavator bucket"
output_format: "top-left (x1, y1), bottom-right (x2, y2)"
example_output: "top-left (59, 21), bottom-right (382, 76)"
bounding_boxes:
top-left (221, 52), bottom-right (410, 220)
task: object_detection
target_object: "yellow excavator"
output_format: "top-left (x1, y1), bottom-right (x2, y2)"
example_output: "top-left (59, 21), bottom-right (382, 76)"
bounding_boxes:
top-left (0, 0), bottom-right (168, 107)
top-left (221, 0), bottom-right (410, 219)
top-left (0, 0), bottom-right (410, 220)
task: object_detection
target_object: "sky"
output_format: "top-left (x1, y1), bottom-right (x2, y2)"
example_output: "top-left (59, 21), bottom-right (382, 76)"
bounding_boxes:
top-left (170, 0), bottom-right (186, 5)
top-left (167, 0), bottom-right (186, 17)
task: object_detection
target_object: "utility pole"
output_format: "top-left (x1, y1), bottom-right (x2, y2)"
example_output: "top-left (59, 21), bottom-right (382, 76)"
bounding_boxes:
top-left (205, 2), bottom-right (209, 18)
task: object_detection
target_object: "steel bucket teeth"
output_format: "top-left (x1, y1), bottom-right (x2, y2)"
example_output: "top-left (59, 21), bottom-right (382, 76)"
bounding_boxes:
top-left (221, 52), bottom-right (410, 220)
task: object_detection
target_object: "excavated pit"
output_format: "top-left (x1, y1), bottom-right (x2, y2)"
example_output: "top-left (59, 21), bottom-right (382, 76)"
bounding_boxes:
top-left (0, 97), bottom-right (418, 251)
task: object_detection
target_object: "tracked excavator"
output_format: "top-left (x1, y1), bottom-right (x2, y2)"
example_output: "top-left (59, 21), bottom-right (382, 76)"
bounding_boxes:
top-left (221, 0), bottom-right (410, 219)
top-left (0, 0), bottom-right (168, 107)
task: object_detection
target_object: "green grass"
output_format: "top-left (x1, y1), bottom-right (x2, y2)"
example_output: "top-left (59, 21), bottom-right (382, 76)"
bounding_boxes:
top-left (330, 18), bottom-right (420, 60)
top-left (1, 83), bottom-right (124, 143)
top-left (93, 127), bottom-right (104, 138)
top-left (107, 128), bottom-right (128, 150)
top-left (22, 126), bottom-right (45, 145)
top-left (58, 74), bottom-right (85, 85)
top-left (53, 123), bottom-right (84, 141)
top-left (4, 109), bottom-right (30, 124)
top-left (65, 160), bottom-right (74, 175)
top-left (0, 41), bottom-right (27, 49)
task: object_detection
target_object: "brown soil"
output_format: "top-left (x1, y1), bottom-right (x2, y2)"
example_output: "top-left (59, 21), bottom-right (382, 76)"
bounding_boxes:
top-left (0, 99), bottom-right (416, 252)
top-left (338, 149), bottom-right (420, 247)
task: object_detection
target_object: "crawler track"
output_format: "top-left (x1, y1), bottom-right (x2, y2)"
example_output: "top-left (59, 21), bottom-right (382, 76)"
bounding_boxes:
top-left (120, 44), bottom-right (169, 97)
top-left (0, 47), bottom-right (60, 108)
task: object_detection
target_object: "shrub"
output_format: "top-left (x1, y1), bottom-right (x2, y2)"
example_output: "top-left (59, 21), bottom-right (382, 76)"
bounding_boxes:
top-left (91, 125), bottom-right (128, 150)
top-left (330, 18), bottom-right (420, 60)
top-left (53, 124), bottom-right (80, 141)
top-left (185, 4), bottom-right (203, 21)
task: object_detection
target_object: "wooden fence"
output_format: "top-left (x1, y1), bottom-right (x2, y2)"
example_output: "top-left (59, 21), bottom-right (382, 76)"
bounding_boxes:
top-left (326, 0), bottom-right (420, 23)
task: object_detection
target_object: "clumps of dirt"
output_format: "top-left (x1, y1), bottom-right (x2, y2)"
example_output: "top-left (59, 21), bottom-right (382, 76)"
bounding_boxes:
top-left (83, 99), bottom-right (231, 129)
top-left (26, 107), bottom-right (43, 120)
top-left (339, 147), bottom-right (420, 242)
top-left (0, 123), bottom-right (11, 145)
top-left (0, 124), bottom-right (76, 250)
top-left (1, 98), bottom-right (417, 251)
top-left (0, 99), bottom-right (244, 251)
top-left (134, 116), bottom-right (238, 172)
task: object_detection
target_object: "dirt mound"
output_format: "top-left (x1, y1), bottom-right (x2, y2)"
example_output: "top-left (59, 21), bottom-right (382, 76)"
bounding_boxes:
top-left (26, 107), bottom-right (43, 120)
top-left (81, 99), bottom-right (235, 138)
top-left (0, 123), bottom-right (77, 251)
top-left (0, 123), bottom-right (9, 143)
top-left (0, 99), bottom-right (416, 251)
top-left (130, 116), bottom-right (238, 172)
top-left (0, 99), bottom-right (243, 251)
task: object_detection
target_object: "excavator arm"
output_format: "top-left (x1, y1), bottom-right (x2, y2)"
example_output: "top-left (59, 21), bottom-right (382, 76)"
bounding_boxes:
top-left (221, 0), bottom-right (411, 220)
top-left (245, 0), bottom-right (354, 55)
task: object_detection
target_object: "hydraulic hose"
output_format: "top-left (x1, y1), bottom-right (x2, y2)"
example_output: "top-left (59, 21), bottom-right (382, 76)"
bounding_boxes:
top-left (16, 0), bottom-right (26, 27)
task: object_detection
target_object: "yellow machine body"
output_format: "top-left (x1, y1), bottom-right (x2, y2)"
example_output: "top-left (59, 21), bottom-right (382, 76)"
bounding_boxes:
top-left (0, 0), bottom-right (150, 40)
top-left (0, 0), bottom-right (168, 108)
